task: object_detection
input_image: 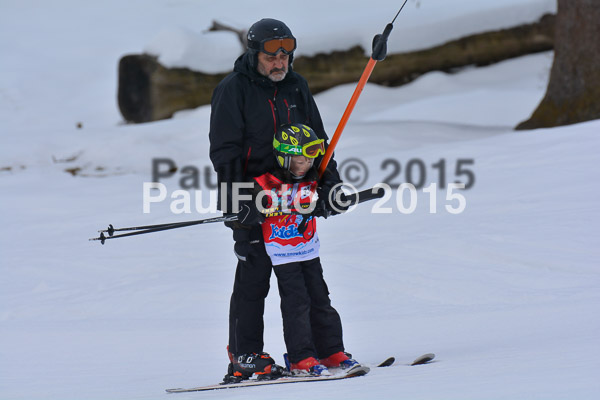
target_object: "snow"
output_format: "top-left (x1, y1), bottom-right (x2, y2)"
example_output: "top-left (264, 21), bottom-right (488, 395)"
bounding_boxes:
top-left (141, 0), bottom-right (557, 73)
top-left (144, 28), bottom-right (243, 74)
top-left (1, 1), bottom-right (599, 400)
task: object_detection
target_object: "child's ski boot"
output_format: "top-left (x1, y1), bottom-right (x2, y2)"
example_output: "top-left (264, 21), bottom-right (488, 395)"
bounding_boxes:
top-left (284, 354), bottom-right (331, 376)
top-left (320, 351), bottom-right (360, 369)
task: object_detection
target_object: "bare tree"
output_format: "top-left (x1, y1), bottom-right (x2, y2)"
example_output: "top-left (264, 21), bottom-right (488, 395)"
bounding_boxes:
top-left (517, 0), bottom-right (600, 130)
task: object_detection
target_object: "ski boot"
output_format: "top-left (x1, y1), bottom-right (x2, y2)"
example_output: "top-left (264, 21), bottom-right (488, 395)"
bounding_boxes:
top-left (223, 347), bottom-right (284, 383)
top-left (284, 354), bottom-right (331, 376)
top-left (320, 351), bottom-right (360, 369)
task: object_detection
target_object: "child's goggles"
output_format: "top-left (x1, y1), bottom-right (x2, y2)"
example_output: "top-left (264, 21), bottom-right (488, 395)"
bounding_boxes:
top-left (301, 139), bottom-right (326, 157)
top-left (274, 138), bottom-right (325, 158)
top-left (253, 37), bottom-right (297, 56)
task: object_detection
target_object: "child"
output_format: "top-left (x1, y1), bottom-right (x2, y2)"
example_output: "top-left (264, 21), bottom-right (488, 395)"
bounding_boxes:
top-left (248, 123), bottom-right (360, 376)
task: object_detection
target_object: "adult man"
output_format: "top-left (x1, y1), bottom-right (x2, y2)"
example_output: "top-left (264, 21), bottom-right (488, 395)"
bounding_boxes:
top-left (208, 18), bottom-right (344, 381)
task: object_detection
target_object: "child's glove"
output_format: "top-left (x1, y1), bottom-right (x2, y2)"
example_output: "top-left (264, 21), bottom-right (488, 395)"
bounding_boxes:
top-left (312, 198), bottom-right (332, 219)
top-left (317, 168), bottom-right (350, 215)
top-left (314, 184), bottom-right (350, 218)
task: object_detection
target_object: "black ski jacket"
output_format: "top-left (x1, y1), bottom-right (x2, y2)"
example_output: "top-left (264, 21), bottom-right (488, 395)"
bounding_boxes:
top-left (209, 51), bottom-right (340, 212)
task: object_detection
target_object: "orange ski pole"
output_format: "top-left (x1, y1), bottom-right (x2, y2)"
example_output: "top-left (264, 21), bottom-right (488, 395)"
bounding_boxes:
top-left (318, 1), bottom-right (407, 178)
top-left (317, 58), bottom-right (377, 178)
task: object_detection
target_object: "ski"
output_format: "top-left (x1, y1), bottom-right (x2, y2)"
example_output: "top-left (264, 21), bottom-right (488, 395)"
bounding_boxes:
top-left (374, 353), bottom-right (434, 368)
top-left (411, 353), bottom-right (435, 366)
top-left (165, 354), bottom-right (434, 393)
top-left (377, 356), bottom-right (395, 367)
top-left (165, 364), bottom-right (370, 393)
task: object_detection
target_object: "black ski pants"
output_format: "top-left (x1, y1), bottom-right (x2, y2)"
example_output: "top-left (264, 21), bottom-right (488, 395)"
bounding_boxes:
top-left (227, 224), bottom-right (344, 363)
top-left (274, 257), bottom-right (345, 364)
top-left (228, 224), bottom-right (272, 356)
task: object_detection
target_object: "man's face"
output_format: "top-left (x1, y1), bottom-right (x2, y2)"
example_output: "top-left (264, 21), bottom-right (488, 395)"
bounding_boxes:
top-left (257, 52), bottom-right (289, 82)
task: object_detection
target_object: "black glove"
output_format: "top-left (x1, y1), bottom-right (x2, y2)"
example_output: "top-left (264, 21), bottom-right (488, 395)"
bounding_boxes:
top-left (314, 183), bottom-right (350, 218)
top-left (236, 201), bottom-right (265, 226)
top-left (312, 198), bottom-right (332, 219)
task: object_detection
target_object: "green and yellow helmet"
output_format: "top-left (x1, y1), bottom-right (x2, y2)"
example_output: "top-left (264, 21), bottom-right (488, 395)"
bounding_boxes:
top-left (273, 123), bottom-right (325, 169)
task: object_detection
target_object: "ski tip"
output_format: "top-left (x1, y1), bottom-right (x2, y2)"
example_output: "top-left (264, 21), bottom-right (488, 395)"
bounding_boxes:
top-left (411, 353), bottom-right (435, 366)
top-left (346, 364), bottom-right (370, 377)
top-left (377, 356), bottom-right (396, 367)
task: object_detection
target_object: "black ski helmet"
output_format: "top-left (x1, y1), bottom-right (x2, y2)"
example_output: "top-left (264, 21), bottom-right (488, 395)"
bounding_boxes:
top-left (273, 124), bottom-right (325, 172)
top-left (247, 18), bottom-right (296, 66)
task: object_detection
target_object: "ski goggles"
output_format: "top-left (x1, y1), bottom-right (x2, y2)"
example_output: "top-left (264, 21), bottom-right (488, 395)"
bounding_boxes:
top-left (301, 139), bottom-right (326, 158)
top-left (273, 138), bottom-right (325, 158)
top-left (253, 37), bottom-right (297, 56)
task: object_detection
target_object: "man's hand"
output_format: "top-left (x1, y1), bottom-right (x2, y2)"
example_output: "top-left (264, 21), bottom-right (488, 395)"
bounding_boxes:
top-left (237, 201), bottom-right (265, 226)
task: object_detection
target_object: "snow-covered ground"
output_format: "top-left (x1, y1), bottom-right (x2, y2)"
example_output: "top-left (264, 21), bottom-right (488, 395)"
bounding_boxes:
top-left (1, 1), bottom-right (599, 400)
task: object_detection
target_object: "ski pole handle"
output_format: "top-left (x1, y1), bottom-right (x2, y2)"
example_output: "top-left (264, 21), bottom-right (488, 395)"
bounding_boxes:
top-left (340, 185), bottom-right (386, 205)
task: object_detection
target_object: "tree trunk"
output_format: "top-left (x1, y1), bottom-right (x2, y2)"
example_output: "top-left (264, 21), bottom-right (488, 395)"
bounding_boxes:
top-left (516, 0), bottom-right (600, 130)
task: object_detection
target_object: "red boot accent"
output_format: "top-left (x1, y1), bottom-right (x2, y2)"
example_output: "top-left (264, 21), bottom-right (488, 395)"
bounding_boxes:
top-left (320, 351), bottom-right (349, 367)
top-left (226, 345), bottom-right (233, 362)
top-left (290, 356), bottom-right (321, 372)
top-left (255, 364), bottom-right (272, 375)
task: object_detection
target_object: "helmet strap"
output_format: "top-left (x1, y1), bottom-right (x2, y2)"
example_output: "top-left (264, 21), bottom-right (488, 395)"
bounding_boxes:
top-left (283, 155), bottom-right (291, 170)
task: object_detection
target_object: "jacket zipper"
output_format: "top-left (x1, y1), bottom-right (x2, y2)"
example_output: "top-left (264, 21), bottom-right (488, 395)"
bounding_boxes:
top-left (269, 88), bottom-right (279, 132)
top-left (268, 100), bottom-right (277, 134)
top-left (283, 99), bottom-right (291, 123)
top-left (244, 146), bottom-right (252, 175)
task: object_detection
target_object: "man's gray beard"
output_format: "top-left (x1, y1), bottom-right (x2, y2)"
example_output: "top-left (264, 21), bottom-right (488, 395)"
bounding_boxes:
top-left (268, 71), bottom-right (286, 82)
top-left (258, 63), bottom-right (287, 82)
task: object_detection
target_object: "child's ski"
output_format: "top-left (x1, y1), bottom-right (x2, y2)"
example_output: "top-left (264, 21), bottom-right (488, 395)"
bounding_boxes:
top-left (166, 354), bottom-right (434, 393)
top-left (377, 356), bottom-right (395, 367)
top-left (411, 353), bottom-right (435, 365)
top-left (165, 363), bottom-right (369, 393)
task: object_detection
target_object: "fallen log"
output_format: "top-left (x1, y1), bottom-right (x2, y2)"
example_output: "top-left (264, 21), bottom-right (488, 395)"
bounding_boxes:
top-left (118, 14), bottom-right (555, 123)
